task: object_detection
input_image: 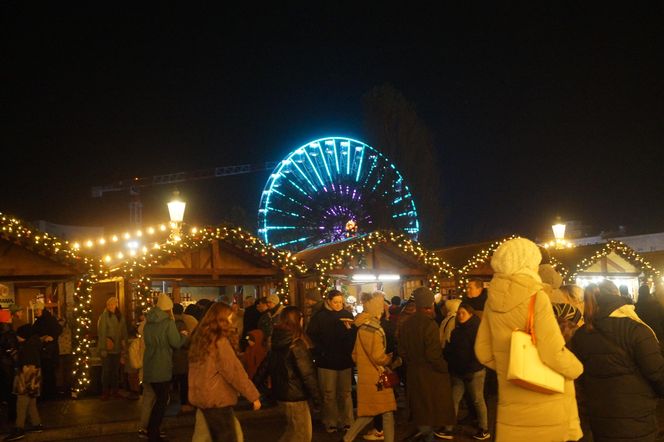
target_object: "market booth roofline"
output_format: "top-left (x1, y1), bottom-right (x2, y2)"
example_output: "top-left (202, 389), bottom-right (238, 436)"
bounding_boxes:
top-left (293, 231), bottom-right (456, 310)
top-left (70, 224), bottom-right (304, 396)
top-left (0, 212), bottom-right (89, 325)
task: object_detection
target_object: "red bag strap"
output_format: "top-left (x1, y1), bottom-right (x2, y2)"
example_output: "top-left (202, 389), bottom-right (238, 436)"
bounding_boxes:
top-left (526, 294), bottom-right (537, 345)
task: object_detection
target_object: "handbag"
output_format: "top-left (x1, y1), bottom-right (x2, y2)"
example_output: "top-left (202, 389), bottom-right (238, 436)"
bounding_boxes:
top-left (507, 294), bottom-right (565, 394)
top-left (357, 324), bottom-right (399, 391)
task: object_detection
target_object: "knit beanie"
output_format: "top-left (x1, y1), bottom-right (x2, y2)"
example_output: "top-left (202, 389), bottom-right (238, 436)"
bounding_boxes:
top-left (412, 287), bottom-right (435, 308)
top-left (156, 293), bottom-right (174, 311)
top-left (16, 324), bottom-right (33, 340)
top-left (364, 294), bottom-right (384, 319)
top-left (538, 264), bottom-right (563, 289)
top-left (444, 298), bottom-right (462, 315)
top-left (267, 294), bottom-right (280, 306)
top-left (491, 238), bottom-right (542, 281)
top-left (305, 290), bottom-right (322, 303)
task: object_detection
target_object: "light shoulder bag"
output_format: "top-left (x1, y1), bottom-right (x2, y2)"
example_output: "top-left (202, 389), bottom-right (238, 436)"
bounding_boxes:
top-left (507, 294), bottom-right (565, 394)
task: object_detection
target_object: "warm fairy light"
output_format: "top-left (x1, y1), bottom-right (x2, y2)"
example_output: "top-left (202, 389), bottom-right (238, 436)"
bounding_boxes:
top-left (123, 232), bottom-right (131, 240)
top-left (191, 227), bottom-right (198, 234)
top-left (72, 242), bottom-right (81, 250)
top-left (153, 243), bottom-right (161, 249)
top-left (128, 249), bottom-right (136, 257)
top-left (147, 227), bottom-right (155, 234)
top-left (312, 231), bottom-right (453, 293)
top-left (136, 230), bottom-right (143, 237)
top-left (104, 255), bottom-right (112, 263)
top-left (112, 235), bottom-right (119, 242)
top-left (456, 236), bottom-right (518, 289)
top-left (116, 252), bottom-right (124, 259)
top-left (159, 224), bottom-right (167, 231)
top-left (98, 238), bottom-right (106, 245)
top-left (85, 240), bottom-right (94, 248)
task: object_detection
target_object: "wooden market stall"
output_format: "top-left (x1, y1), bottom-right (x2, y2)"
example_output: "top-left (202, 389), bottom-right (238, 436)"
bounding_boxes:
top-left (548, 240), bottom-right (660, 301)
top-left (0, 213), bottom-right (85, 324)
top-left (434, 236), bottom-right (517, 293)
top-left (103, 225), bottom-right (303, 320)
top-left (294, 231), bottom-right (456, 315)
top-left (69, 224), bottom-right (302, 395)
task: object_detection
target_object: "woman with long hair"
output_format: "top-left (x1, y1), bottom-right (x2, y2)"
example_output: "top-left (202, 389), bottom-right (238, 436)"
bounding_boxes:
top-left (571, 280), bottom-right (664, 442)
top-left (306, 289), bottom-right (356, 434)
top-left (188, 302), bottom-right (261, 442)
top-left (255, 306), bottom-right (320, 442)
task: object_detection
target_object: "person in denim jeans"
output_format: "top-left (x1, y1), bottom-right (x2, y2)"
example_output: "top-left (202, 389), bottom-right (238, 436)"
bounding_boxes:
top-left (254, 307), bottom-right (321, 442)
top-left (443, 303), bottom-right (490, 440)
top-left (306, 290), bottom-right (356, 433)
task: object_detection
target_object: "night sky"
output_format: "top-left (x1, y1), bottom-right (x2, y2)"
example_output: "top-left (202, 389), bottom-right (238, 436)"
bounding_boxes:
top-left (2, 3), bottom-right (663, 247)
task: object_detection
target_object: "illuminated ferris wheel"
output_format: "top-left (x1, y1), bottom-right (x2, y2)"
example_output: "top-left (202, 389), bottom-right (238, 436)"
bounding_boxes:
top-left (258, 137), bottom-right (420, 250)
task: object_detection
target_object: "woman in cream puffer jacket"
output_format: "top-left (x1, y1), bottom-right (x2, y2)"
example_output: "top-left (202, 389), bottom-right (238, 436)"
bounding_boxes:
top-left (474, 238), bottom-right (584, 442)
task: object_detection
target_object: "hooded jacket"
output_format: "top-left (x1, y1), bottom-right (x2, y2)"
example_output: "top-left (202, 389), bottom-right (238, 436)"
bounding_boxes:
top-left (143, 307), bottom-right (187, 383)
top-left (443, 314), bottom-right (483, 375)
top-left (571, 294), bottom-right (664, 442)
top-left (255, 326), bottom-right (320, 403)
top-left (475, 273), bottom-right (584, 442)
top-left (352, 312), bottom-right (397, 416)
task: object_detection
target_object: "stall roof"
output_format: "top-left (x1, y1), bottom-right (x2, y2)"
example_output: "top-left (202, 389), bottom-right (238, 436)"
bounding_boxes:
top-left (294, 231), bottom-right (456, 279)
top-left (295, 236), bottom-right (362, 268)
top-left (549, 240), bottom-right (660, 280)
top-left (0, 212), bottom-right (88, 277)
top-left (433, 240), bottom-right (497, 270)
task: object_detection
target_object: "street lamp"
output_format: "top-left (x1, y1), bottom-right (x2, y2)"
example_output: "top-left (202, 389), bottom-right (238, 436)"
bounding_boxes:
top-left (167, 190), bottom-right (186, 241)
top-left (551, 218), bottom-right (570, 249)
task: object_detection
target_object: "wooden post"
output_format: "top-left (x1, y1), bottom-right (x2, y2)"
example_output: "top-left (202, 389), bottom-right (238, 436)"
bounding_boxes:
top-left (173, 283), bottom-right (181, 304)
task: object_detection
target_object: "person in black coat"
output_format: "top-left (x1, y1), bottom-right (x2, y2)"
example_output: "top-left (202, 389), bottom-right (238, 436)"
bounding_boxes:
top-left (31, 303), bottom-right (62, 399)
top-left (4, 324), bottom-right (43, 441)
top-left (443, 303), bottom-right (490, 440)
top-left (635, 283), bottom-right (664, 346)
top-left (571, 280), bottom-right (664, 442)
top-left (255, 306), bottom-right (320, 442)
top-left (1, 320), bottom-right (19, 427)
top-left (305, 289), bottom-right (356, 433)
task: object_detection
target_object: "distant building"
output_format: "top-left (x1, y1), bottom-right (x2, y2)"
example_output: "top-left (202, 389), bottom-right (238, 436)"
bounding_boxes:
top-left (35, 220), bottom-right (104, 242)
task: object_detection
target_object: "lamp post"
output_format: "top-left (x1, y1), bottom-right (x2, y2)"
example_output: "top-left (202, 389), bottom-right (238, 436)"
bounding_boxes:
top-left (551, 218), bottom-right (567, 249)
top-left (167, 190), bottom-right (186, 242)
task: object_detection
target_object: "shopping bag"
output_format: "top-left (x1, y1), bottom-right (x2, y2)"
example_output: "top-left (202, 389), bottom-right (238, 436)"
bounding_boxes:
top-left (507, 294), bottom-right (565, 394)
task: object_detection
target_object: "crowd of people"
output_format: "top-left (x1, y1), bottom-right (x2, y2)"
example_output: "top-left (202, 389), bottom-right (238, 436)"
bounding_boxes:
top-left (3, 237), bottom-right (664, 441)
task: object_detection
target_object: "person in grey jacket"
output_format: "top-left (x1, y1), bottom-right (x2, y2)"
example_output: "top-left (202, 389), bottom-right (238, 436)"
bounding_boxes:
top-left (143, 293), bottom-right (188, 442)
top-left (97, 296), bottom-right (128, 400)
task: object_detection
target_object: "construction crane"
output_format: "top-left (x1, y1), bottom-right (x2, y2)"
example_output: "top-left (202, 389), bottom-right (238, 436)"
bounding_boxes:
top-left (91, 161), bottom-right (279, 227)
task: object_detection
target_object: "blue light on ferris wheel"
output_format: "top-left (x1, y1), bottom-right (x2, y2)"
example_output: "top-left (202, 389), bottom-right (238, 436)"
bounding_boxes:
top-left (257, 136), bottom-right (420, 250)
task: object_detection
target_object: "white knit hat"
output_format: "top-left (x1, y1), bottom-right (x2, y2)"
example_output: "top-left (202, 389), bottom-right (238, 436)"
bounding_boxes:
top-left (491, 238), bottom-right (542, 281)
top-left (267, 294), bottom-right (280, 306)
top-left (538, 264), bottom-right (563, 289)
top-left (444, 298), bottom-right (462, 314)
top-left (156, 293), bottom-right (174, 311)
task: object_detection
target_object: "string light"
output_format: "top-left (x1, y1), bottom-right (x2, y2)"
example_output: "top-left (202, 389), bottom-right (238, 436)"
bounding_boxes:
top-left (310, 230), bottom-right (455, 293)
top-left (455, 236), bottom-right (518, 289)
top-left (567, 240), bottom-right (660, 282)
